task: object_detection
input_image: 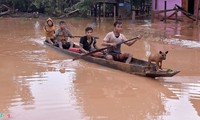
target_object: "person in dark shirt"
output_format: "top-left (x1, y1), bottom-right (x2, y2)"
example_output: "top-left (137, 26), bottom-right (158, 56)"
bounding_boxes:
top-left (79, 27), bottom-right (103, 58)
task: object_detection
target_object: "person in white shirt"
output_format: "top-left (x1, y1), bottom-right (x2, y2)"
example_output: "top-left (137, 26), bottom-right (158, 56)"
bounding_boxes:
top-left (102, 21), bottom-right (137, 64)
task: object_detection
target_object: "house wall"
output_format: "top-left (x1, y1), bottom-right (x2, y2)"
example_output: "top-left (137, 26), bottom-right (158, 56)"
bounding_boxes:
top-left (182, 0), bottom-right (199, 16)
top-left (182, 0), bottom-right (188, 11)
top-left (152, 0), bottom-right (182, 16)
top-left (194, 0), bottom-right (199, 16)
top-left (118, 2), bottom-right (132, 18)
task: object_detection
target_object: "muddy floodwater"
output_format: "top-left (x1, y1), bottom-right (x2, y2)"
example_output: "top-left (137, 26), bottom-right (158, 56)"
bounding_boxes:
top-left (0, 18), bottom-right (200, 120)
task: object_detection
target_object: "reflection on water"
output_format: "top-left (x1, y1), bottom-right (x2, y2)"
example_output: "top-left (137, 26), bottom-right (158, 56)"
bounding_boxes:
top-left (159, 77), bottom-right (200, 120)
top-left (161, 38), bottom-right (200, 48)
top-left (0, 18), bottom-right (200, 120)
top-left (34, 21), bottom-right (42, 37)
top-left (74, 67), bottom-right (167, 120)
top-left (10, 70), bottom-right (84, 120)
top-left (143, 40), bottom-right (151, 57)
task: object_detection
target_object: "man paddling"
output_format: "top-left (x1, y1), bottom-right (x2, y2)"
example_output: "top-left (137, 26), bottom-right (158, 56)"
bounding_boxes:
top-left (102, 21), bottom-right (139, 63)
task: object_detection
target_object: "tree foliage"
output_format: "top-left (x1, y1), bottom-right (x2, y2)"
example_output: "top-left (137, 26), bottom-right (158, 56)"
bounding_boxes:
top-left (0, 0), bottom-right (152, 17)
top-left (0, 0), bottom-right (79, 16)
top-left (74, 0), bottom-right (94, 16)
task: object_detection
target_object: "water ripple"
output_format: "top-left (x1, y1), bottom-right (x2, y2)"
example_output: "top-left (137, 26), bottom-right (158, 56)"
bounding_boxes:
top-left (162, 38), bottom-right (200, 48)
top-left (162, 76), bottom-right (200, 100)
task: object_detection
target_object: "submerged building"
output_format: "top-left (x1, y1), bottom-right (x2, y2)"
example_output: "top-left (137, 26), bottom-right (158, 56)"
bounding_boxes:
top-left (91, 0), bottom-right (151, 19)
top-left (152, 0), bottom-right (200, 16)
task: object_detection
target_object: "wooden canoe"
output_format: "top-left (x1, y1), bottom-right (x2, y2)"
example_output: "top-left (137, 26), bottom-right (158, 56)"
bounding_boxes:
top-left (44, 41), bottom-right (180, 78)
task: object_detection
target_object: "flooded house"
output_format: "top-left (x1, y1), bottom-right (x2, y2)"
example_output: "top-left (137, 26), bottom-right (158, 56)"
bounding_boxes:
top-left (91, 0), bottom-right (151, 19)
top-left (152, 0), bottom-right (200, 16)
top-left (91, 0), bottom-right (132, 18)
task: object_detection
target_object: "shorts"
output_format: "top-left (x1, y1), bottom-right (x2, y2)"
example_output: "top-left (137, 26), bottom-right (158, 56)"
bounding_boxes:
top-left (62, 42), bottom-right (71, 49)
top-left (108, 52), bottom-right (127, 62)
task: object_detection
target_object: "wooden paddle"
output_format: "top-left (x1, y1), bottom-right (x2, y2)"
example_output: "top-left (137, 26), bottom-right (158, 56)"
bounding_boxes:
top-left (72, 35), bottom-right (141, 61)
top-left (73, 36), bottom-right (99, 39)
top-left (60, 35), bottom-right (99, 39)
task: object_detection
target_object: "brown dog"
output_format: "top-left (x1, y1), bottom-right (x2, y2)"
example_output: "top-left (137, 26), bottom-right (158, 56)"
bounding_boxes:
top-left (148, 51), bottom-right (168, 71)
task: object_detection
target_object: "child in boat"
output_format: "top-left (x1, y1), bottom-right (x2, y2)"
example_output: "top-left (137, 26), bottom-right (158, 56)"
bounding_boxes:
top-left (102, 21), bottom-right (137, 64)
top-left (55, 21), bottom-right (74, 49)
top-left (79, 27), bottom-right (104, 57)
top-left (43, 18), bottom-right (55, 44)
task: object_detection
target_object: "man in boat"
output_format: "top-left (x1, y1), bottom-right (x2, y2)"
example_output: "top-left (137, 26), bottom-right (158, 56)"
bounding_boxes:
top-left (102, 21), bottom-right (138, 64)
top-left (43, 18), bottom-right (55, 44)
top-left (55, 21), bottom-right (74, 49)
top-left (79, 27), bottom-right (104, 58)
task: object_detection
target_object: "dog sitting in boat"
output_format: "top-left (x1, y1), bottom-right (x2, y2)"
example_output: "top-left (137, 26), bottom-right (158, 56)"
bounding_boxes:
top-left (147, 51), bottom-right (168, 71)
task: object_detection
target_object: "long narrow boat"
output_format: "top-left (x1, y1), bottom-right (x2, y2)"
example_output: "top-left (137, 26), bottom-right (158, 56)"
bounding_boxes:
top-left (44, 41), bottom-right (180, 78)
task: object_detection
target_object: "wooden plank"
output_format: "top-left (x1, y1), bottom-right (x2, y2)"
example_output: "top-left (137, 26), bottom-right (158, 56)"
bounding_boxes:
top-left (181, 10), bottom-right (196, 21)
top-left (0, 10), bottom-right (10, 16)
top-left (154, 9), bottom-right (174, 14)
top-left (114, 5), bottom-right (116, 21)
top-left (66, 9), bottom-right (79, 16)
top-left (0, 4), bottom-right (11, 16)
top-left (167, 11), bottom-right (176, 19)
top-left (164, 1), bottom-right (167, 23)
top-left (175, 4), bottom-right (196, 21)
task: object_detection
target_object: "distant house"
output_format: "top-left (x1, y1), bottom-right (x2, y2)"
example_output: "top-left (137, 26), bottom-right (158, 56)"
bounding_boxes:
top-left (117, 0), bottom-right (132, 18)
top-left (152, 0), bottom-right (182, 16)
top-left (92, 0), bottom-right (132, 18)
top-left (92, 0), bottom-right (118, 17)
top-left (152, 0), bottom-right (199, 16)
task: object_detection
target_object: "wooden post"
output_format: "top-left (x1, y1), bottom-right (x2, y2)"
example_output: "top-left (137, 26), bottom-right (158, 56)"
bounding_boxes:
top-left (196, 0), bottom-right (200, 25)
top-left (98, 3), bottom-right (101, 21)
top-left (151, 9), bottom-right (154, 23)
top-left (116, 3), bottom-right (118, 17)
top-left (155, 0), bottom-right (158, 10)
top-left (132, 10), bottom-right (135, 23)
top-left (175, 7), bottom-right (178, 23)
top-left (164, 1), bottom-right (167, 23)
top-left (94, 4), bottom-right (97, 17)
top-left (103, 0), bottom-right (106, 18)
top-left (114, 5), bottom-right (116, 22)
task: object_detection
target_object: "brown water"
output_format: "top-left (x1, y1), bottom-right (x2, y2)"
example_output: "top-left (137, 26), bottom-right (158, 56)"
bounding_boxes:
top-left (0, 18), bottom-right (200, 120)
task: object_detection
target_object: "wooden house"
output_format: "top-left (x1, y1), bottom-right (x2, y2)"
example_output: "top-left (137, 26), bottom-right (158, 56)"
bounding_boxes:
top-left (91, 0), bottom-right (132, 18)
top-left (152, 0), bottom-right (200, 16)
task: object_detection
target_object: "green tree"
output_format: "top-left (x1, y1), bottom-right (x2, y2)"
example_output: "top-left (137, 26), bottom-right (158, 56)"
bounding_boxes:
top-left (12, 0), bottom-right (32, 12)
top-left (75, 0), bottom-right (94, 16)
